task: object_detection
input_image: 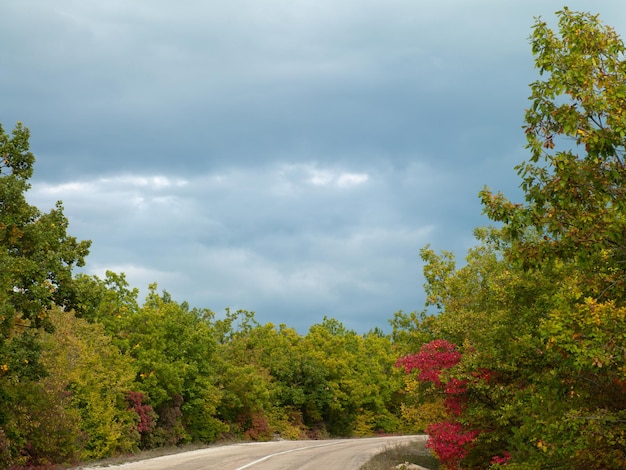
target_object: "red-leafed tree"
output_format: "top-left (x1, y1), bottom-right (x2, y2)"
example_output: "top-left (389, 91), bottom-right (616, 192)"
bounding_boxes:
top-left (396, 340), bottom-right (481, 469)
top-left (127, 391), bottom-right (156, 435)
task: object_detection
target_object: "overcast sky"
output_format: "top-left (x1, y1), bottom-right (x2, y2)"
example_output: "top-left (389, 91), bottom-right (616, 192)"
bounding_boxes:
top-left (2, 1), bottom-right (625, 333)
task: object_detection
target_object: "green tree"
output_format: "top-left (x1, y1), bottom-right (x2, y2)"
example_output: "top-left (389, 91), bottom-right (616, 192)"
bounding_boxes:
top-left (213, 317), bottom-right (282, 440)
top-left (478, 9), bottom-right (626, 467)
top-left (389, 309), bottom-right (438, 357)
top-left (352, 330), bottom-right (404, 436)
top-left (0, 366), bottom-right (82, 468)
top-left (0, 122), bottom-right (91, 466)
top-left (243, 321), bottom-right (331, 438)
top-left (72, 271), bottom-right (140, 328)
top-left (481, 7), bottom-right (626, 283)
top-left (302, 318), bottom-right (403, 437)
top-left (402, 9), bottom-right (626, 468)
top-left (414, 232), bottom-right (568, 467)
top-left (0, 122), bottom-right (90, 342)
top-left (120, 286), bottom-right (225, 445)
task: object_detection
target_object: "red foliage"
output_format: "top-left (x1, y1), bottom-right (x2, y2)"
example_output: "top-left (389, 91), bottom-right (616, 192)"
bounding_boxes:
top-left (491, 451), bottom-right (512, 465)
top-left (396, 339), bottom-right (462, 386)
top-left (242, 412), bottom-right (271, 441)
top-left (398, 340), bottom-right (490, 468)
top-left (127, 391), bottom-right (156, 434)
top-left (425, 421), bottom-right (480, 469)
top-left (441, 377), bottom-right (467, 416)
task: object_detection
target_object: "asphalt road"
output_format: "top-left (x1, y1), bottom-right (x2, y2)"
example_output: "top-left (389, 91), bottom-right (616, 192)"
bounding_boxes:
top-left (80, 435), bottom-right (428, 470)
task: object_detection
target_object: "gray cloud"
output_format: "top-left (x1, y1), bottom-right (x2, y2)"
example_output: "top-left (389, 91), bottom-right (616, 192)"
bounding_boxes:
top-left (28, 162), bottom-right (438, 331)
top-left (4, 0), bottom-right (626, 331)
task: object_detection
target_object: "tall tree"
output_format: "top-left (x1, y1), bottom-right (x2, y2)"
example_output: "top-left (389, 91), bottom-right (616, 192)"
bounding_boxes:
top-left (479, 11), bottom-right (626, 467)
top-left (481, 7), bottom-right (626, 288)
top-left (0, 122), bottom-right (91, 366)
top-left (0, 122), bottom-right (91, 466)
top-left (394, 8), bottom-right (626, 469)
top-left (403, 9), bottom-right (626, 468)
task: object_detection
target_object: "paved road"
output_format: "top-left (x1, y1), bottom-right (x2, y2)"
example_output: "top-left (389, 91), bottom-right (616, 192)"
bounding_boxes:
top-left (81, 435), bottom-right (427, 470)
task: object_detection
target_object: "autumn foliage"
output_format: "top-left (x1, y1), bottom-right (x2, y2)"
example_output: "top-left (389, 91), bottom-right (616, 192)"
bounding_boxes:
top-left (127, 391), bottom-right (156, 435)
top-left (4, 7), bottom-right (626, 469)
top-left (426, 422), bottom-right (480, 468)
top-left (397, 340), bottom-right (479, 468)
top-left (396, 339), bottom-right (461, 386)
top-left (395, 8), bottom-right (626, 468)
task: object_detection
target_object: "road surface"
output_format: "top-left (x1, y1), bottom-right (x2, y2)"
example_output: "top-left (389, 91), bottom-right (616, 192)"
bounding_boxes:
top-left (80, 435), bottom-right (428, 470)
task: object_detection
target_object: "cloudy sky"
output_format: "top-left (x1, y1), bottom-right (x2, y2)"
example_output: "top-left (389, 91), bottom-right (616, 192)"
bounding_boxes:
top-left (2, 1), bottom-right (625, 333)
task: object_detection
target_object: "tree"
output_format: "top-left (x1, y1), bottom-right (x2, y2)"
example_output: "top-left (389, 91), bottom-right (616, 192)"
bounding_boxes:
top-left (389, 309), bottom-right (438, 357)
top-left (0, 122), bottom-right (91, 466)
top-left (302, 317), bottom-right (403, 437)
top-left (72, 270), bottom-right (140, 328)
top-left (478, 9), bottom-right (626, 467)
top-left (119, 286), bottom-right (225, 445)
top-left (0, 122), bottom-right (91, 340)
top-left (412, 235), bottom-right (564, 468)
top-left (241, 320), bottom-right (330, 438)
top-left (212, 314), bottom-right (269, 438)
top-left (40, 308), bottom-right (139, 460)
top-left (481, 7), bottom-right (626, 283)
top-left (400, 9), bottom-right (626, 468)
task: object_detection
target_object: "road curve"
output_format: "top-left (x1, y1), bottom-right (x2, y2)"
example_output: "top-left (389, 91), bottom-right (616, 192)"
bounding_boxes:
top-left (80, 435), bottom-right (428, 470)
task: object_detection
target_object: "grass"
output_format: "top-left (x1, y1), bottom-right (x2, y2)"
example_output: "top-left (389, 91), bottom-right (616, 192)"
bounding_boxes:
top-left (360, 441), bottom-right (440, 470)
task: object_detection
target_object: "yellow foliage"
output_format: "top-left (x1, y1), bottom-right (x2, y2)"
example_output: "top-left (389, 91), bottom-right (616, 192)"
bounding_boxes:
top-left (401, 398), bottom-right (448, 432)
top-left (41, 308), bottom-right (138, 459)
top-left (542, 297), bottom-right (626, 374)
top-left (353, 411), bottom-right (376, 437)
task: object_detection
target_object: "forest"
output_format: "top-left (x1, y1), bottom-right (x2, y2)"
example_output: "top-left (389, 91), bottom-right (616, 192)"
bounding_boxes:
top-left (2, 8), bottom-right (626, 469)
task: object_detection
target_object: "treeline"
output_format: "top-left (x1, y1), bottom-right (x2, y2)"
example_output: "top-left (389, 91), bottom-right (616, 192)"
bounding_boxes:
top-left (0, 121), bottom-right (418, 467)
top-left (5, 282), bottom-right (412, 467)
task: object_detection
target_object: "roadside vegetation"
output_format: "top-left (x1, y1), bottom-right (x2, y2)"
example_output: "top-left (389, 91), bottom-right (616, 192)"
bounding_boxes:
top-left (2, 8), bottom-right (626, 469)
top-left (360, 442), bottom-right (439, 470)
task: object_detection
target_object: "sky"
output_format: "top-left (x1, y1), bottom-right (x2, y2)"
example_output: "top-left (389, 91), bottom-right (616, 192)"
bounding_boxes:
top-left (2, 1), bottom-right (625, 333)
